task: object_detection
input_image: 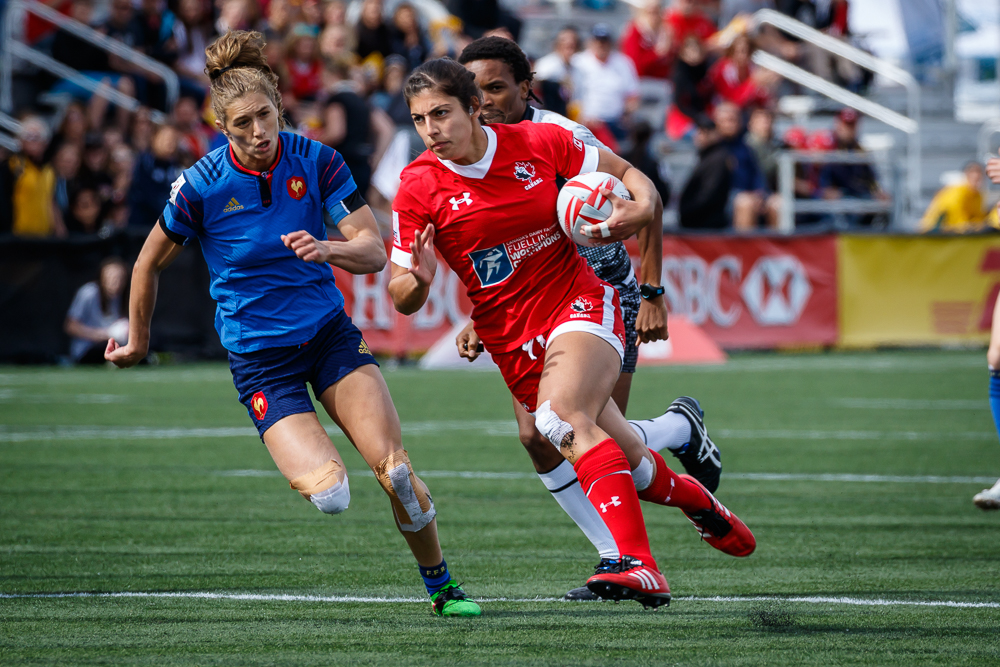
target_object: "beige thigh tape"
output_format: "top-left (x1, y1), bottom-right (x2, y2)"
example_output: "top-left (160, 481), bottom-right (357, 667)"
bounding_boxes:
top-left (373, 449), bottom-right (436, 532)
top-left (288, 460), bottom-right (345, 497)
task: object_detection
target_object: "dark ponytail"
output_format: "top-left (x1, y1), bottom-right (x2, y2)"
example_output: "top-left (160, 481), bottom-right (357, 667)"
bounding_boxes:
top-left (403, 58), bottom-right (482, 109)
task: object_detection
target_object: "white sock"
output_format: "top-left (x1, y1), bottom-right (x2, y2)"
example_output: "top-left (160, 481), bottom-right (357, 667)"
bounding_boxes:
top-left (538, 460), bottom-right (619, 560)
top-left (629, 412), bottom-right (691, 453)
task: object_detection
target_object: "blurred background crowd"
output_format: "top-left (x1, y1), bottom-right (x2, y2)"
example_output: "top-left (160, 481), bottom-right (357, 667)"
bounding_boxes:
top-left (2, 0), bottom-right (999, 363)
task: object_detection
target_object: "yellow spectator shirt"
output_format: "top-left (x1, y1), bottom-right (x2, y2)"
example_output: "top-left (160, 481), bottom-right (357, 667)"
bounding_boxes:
top-left (9, 155), bottom-right (55, 237)
top-left (920, 182), bottom-right (986, 233)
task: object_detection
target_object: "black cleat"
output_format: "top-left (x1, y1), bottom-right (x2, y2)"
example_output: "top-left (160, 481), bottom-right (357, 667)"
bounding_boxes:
top-left (666, 397), bottom-right (722, 493)
top-left (564, 559), bottom-right (618, 601)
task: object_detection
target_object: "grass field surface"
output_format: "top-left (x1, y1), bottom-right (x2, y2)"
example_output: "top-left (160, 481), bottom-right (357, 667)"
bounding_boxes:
top-left (1, 351), bottom-right (999, 665)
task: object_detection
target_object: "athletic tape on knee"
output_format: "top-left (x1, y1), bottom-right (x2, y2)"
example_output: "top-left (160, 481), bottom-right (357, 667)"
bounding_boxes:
top-left (535, 400), bottom-right (574, 448)
top-left (373, 449), bottom-right (436, 532)
top-left (631, 456), bottom-right (654, 492)
top-left (289, 460), bottom-right (351, 514)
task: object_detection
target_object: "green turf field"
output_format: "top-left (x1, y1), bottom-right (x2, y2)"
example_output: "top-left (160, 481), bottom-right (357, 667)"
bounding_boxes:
top-left (1, 351), bottom-right (999, 665)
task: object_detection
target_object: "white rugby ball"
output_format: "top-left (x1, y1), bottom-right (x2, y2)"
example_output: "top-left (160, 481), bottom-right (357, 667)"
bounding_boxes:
top-left (108, 318), bottom-right (129, 344)
top-left (556, 171), bottom-right (631, 247)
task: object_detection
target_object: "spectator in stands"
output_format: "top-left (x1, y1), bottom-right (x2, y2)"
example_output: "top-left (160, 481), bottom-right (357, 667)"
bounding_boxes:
top-left (320, 58), bottom-right (377, 196)
top-left (107, 144), bottom-right (134, 214)
top-left (715, 101), bottom-right (777, 230)
top-left (52, 143), bottom-right (82, 218)
top-left (666, 35), bottom-right (712, 140)
top-left (533, 27), bottom-right (580, 118)
top-left (446, 0), bottom-right (521, 41)
top-left (65, 258), bottom-right (129, 365)
top-left (745, 107), bottom-right (779, 191)
top-left (130, 125), bottom-right (182, 227)
top-left (129, 107), bottom-right (157, 154)
top-left (708, 33), bottom-right (777, 110)
top-left (320, 23), bottom-right (356, 61)
top-left (356, 0), bottom-right (393, 61)
top-left (391, 3), bottom-right (431, 71)
top-left (265, 0), bottom-right (297, 38)
top-left (818, 108), bottom-right (887, 225)
top-left (920, 162), bottom-right (991, 233)
top-left (137, 0), bottom-right (179, 66)
top-left (45, 102), bottom-right (89, 163)
top-left (64, 187), bottom-right (108, 236)
top-left (324, 0), bottom-right (349, 28)
top-left (572, 24), bottom-right (640, 146)
top-left (663, 0), bottom-right (718, 61)
top-left (78, 134), bottom-right (113, 203)
top-left (625, 120), bottom-right (671, 206)
top-left (679, 118), bottom-right (731, 229)
top-left (370, 55), bottom-right (412, 126)
top-left (281, 24), bottom-right (324, 105)
top-left (3, 118), bottom-right (66, 238)
top-left (621, 0), bottom-right (671, 79)
top-left (172, 96), bottom-right (215, 161)
top-left (173, 0), bottom-right (215, 94)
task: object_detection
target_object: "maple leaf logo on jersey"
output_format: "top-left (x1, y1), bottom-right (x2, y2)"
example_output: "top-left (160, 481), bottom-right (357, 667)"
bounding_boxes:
top-left (571, 297), bottom-right (594, 313)
top-left (513, 162), bottom-right (536, 182)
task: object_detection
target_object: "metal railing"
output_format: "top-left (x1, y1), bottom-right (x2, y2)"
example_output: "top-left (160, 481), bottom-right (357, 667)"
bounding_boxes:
top-left (0, 112), bottom-right (22, 151)
top-left (1, 0), bottom-right (178, 120)
top-left (776, 149), bottom-right (897, 232)
top-left (750, 8), bottom-right (921, 224)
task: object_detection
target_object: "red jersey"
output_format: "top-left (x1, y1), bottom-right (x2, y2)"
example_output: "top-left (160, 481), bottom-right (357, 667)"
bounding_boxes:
top-left (391, 122), bottom-right (603, 353)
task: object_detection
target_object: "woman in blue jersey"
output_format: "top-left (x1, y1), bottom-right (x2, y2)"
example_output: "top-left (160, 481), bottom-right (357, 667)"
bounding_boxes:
top-left (104, 30), bottom-right (480, 617)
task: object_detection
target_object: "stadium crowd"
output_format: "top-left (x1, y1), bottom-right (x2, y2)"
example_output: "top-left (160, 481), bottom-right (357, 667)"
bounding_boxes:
top-left (2, 0), bottom-right (928, 241)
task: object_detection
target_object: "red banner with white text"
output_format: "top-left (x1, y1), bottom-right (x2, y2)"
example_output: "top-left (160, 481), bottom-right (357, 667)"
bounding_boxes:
top-left (636, 235), bottom-right (839, 349)
top-left (334, 236), bottom-right (838, 355)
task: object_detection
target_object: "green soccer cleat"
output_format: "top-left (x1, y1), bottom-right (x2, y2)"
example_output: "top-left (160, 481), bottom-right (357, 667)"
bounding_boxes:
top-left (430, 581), bottom-right (481, 617)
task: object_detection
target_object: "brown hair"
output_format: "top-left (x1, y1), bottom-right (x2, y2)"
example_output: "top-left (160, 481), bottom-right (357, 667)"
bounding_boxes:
top-left (403, 58), bottom-right (481, 109)
top-left (204, 30), bottom-right (285, 129)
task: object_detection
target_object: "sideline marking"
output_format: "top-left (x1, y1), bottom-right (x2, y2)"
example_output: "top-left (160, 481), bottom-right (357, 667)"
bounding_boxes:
top-left (830, 398), bottom-right (985, 410)
top-left (1, 423), bottom-right (994, 443)
top-left (215, 469), bottom-right (1000, 485)
top-left (0, 591), bottom-right (996, 609)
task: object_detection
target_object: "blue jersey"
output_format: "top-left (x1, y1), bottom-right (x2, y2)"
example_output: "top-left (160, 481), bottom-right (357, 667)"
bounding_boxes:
top-left (161, 132), bottom-right (360, 353)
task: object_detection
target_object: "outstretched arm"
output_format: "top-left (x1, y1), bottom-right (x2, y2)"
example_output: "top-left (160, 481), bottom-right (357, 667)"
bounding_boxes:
top-left (388, 225), bottom-right (437, 315)
top-left (282, 205), bottom-right (386, 275)
top-left (105, 223), bottom-right (184, 367)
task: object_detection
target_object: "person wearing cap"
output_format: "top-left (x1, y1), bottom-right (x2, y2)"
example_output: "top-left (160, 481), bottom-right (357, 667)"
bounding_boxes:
top-left (679, 117), bottom-right (733, 229)
top-left (818, 108), bottom-right (886, 226)
top-left (571, 23), bottom-right (641, 146)
top-left (2, 117), bottom-right (66, 238)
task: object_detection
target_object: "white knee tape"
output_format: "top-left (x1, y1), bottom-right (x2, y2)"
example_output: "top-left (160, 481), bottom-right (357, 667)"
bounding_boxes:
top-left (535, 400), bottom-right (574, 448)
top-left (631, 457), bottom-right (654, 492)
top-left (374, 450), bottom-right (436, 532)
top-left (309, 476), bottom-right (351, 514)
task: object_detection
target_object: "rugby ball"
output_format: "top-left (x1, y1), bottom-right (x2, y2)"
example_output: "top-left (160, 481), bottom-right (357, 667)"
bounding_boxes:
top-left (108, 318), bottom-right (129, 344)
top-left (556, 171), bottom-right (632, 247)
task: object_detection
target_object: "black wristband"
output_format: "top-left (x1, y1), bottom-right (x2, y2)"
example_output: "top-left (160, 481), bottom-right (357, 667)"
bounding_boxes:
top-left (639, 283), bottom-right (665, 300)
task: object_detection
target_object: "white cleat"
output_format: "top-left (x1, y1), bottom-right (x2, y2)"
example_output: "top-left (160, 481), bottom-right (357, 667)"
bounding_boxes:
top-left (973, 478), bottom-right (1000, 510)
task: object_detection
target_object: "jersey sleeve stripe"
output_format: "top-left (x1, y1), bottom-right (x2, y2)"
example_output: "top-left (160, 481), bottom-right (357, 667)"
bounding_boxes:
top-left (325, 161), bottom-right (345, 187)
top-left (320, 152), bottom-right (338, 183)
top-left (176, 190), bottom-right (201, 225)
top-left (580, 144), bottom-right (599, 176)
top-left (390, 246), bottom-right (412, 269)
top-left (192, 161), bottom-right (209, 183)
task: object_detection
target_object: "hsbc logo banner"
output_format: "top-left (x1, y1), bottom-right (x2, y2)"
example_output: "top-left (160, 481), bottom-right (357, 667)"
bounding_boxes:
top-left (649, 235), bottom-right (837, 349)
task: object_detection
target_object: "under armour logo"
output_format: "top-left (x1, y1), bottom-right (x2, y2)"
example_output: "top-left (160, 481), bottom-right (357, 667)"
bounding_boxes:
top-left (450, 192), bottom-right (473, 210)
top-left (600, 496), bottom-right (621, 513)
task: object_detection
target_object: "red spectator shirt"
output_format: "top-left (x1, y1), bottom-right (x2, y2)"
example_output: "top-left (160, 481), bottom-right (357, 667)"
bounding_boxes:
top-left (708, 57), bottom-right (770, 108)
top-left (391, 122), bottom-right (603, 353)
top-left (287, 58), bottom-right (323, 100)
top-left (620, 22), bottom-right (671, 79)
top-left (663, 9), bottom-right (716, 48)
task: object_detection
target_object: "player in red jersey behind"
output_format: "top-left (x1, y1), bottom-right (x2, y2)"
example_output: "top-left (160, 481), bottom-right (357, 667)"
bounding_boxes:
top-left (388, 59), bottom-right (754, 607)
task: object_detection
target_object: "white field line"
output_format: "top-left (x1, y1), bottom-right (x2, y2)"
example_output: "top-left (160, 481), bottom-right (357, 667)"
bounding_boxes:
top-left (829, 398), bottom-right (986, 410)
top-left (215, 469), bottom-right (1000, 485)
top-left (0, 590), bottom-right (997, 609)
top-left (1, 423), bottom-right (994, 442)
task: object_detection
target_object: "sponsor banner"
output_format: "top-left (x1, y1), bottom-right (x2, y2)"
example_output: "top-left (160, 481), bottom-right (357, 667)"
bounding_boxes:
top-left (331, 240), bottom-right (473, 356)
top-left (633, 235), bottom-right (838, 349)
top-left (838, 234), bottom-right (1000, 347)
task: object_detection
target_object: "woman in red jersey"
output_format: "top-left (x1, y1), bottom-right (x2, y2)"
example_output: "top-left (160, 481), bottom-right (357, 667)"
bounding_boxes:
top-left (388, 59), bottom-right (755, 607)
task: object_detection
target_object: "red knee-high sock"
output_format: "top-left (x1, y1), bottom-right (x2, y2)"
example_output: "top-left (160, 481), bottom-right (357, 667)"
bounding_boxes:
top-left (573, 439), bottom-right (656, 569)
top-left (638, 449), bottom-right (713, 512)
